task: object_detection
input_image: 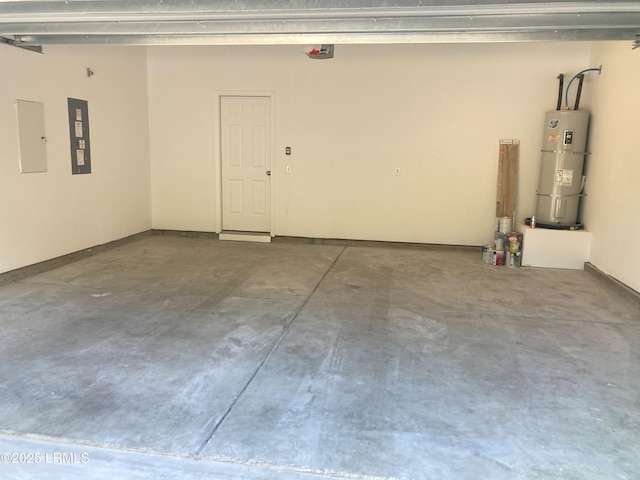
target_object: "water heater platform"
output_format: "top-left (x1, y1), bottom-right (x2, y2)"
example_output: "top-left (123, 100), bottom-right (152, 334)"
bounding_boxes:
top-left (520, 222), bottom-right (592, 270)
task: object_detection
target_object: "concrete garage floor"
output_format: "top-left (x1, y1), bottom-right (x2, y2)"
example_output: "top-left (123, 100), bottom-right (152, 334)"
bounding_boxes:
top-left (0, 235), bottom-right (639, 480)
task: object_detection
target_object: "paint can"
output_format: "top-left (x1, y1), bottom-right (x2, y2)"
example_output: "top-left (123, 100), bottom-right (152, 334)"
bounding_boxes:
top-left (482, 244), bottom-right (492, 263)
top-left (508, 233), bottom-right (523, 253)
top-left (508, 252), bottom-right (522, 268)
top-left (492, 249), bottom-right (505, 266)
top-left (498, 216), bottom-right (513, 233)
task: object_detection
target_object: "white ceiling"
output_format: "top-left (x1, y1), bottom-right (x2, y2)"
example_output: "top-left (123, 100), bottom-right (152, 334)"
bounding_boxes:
top-left (1, 0), bottom-right (639, 49)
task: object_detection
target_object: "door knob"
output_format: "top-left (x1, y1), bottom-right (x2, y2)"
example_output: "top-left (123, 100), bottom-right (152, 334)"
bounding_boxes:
top-left (266, 170), bottom-right (271, 176)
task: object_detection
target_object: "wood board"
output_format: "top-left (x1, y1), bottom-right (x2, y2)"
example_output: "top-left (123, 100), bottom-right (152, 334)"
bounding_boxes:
top-left (496, 139), bottom-right (519, 221)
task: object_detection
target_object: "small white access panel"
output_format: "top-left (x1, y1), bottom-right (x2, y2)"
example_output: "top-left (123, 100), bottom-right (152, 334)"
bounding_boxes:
top-left (221, 96), bottom-right (272, 233)
top-left (15, 100), bottom-right (47, 173)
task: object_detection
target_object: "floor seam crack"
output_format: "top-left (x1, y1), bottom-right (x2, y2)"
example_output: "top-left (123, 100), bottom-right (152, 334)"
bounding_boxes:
top-left (194, 245), bottom-right (348, 457)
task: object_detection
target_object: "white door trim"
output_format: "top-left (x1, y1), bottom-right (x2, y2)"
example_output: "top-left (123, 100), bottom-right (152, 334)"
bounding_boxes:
top-left (214, 90), bottom-right (276, 236)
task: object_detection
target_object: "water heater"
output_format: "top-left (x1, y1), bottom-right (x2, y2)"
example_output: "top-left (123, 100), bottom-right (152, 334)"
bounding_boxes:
top-left (534, 110), bottom-right (589, 226)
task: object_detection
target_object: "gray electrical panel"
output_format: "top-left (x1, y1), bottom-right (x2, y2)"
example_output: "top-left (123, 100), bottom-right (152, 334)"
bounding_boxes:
top-left (68, 98), bottom-right (91, 175)
top-left (535, 110), bottom-right (590, 225)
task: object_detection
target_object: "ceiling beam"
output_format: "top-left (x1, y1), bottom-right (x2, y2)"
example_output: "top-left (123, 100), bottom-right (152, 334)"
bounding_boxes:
top-left (1, 1), bottom-right (639, 46)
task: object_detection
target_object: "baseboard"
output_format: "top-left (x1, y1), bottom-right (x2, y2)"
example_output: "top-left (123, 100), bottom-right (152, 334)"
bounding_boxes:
top-left (151, 229), bottom-right (219, 239)
top-left (271, 235), bottom-right (479, 251)
top-left (0, 231), bottom-right (152, 287)
top-left (584, 262), bottom-right (640, 306)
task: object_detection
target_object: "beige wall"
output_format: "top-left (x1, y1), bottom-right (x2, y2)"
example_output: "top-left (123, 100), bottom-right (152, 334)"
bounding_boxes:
top-left (4, 41), bottom-right (636, 293)
top-left (147, 43), bottom-right (591, 245)
top-left (583, 42), bottom-right (640, 292)
top-left (0, 45), bottom-right (151, 274)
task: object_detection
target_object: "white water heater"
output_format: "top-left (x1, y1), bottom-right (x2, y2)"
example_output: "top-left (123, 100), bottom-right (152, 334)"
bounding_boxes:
top-left (534, 110), bottom-right (589, 226)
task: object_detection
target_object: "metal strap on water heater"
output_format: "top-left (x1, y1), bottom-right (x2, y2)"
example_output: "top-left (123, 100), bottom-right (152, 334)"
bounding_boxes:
top-left (541, 149), bottom-right (590, 155)
top-left (536, 193), bottom-right (586, 198)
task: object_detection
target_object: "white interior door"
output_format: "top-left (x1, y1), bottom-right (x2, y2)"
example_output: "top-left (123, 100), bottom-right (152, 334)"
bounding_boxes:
top-left (221, 96), bottom-right (272, 233)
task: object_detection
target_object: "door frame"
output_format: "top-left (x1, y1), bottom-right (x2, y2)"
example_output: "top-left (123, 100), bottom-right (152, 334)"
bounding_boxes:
top-left (214, 90), bottom-right (276, 235)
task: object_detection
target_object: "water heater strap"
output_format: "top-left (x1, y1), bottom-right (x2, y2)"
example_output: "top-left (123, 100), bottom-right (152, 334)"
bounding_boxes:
top-left (541, 149), bottom-right (589, 155)
top-left (536, 193), bottom-right (586, 198)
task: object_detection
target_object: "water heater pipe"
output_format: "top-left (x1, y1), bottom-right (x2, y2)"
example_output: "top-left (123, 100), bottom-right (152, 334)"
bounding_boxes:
top-left (556, 73), bottom-right (564, 111)
top-left (564, 66), bottom-right (601, 109)
top-left (574, 74), bottom-right (585, 110)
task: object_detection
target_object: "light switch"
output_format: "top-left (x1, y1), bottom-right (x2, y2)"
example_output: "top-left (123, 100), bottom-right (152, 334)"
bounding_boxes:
top-left (285, 165), bottom-right (292, 174)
